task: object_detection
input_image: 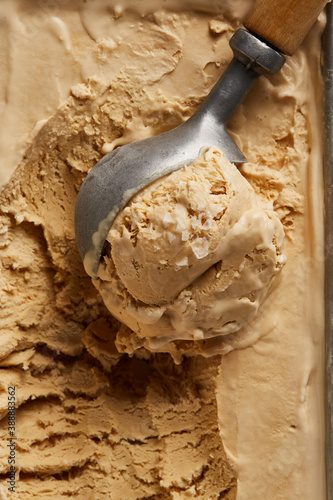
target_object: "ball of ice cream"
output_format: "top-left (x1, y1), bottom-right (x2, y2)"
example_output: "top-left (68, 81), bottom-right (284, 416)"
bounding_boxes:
top-left (95, 147), bottom-right (286, 354)
top-left (109, 147), bottom-right (258, 305)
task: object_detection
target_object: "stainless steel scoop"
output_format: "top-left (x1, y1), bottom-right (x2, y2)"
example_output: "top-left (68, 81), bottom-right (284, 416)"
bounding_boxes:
top-left (75, 0), bottom-right (327, 278)
top-left (75, 29), bottom-right (284, 278)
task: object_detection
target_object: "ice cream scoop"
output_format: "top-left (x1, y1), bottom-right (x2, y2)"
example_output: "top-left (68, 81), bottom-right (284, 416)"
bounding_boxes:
top-left (75, 0), bottom-right (327, 279)
top-left (94, 147), bottom-right (287, 357)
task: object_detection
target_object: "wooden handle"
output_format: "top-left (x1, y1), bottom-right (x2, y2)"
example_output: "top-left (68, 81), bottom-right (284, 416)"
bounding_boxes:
top-left (244, 0), bottom-right (328, 55)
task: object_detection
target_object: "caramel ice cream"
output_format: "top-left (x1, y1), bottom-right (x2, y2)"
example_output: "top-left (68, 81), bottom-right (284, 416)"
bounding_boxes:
top-left (96, 147), bottom-right (285, 354)
top-left (0, 1), bottom-right (327, 499)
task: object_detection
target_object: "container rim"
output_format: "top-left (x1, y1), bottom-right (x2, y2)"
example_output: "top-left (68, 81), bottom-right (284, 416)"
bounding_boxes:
top-left (323, 2), bottom-right (333, 499)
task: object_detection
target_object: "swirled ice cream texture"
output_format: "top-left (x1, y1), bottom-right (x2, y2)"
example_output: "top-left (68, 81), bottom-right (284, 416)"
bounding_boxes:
top-left (95, 147), bottom-right (285, 351)
top-left (0, 0), bottom-right (326, 498)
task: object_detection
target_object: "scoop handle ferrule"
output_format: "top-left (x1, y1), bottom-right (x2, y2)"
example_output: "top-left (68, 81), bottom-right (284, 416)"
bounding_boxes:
top-left (244, 0), bottom-right (328, 56)
top-left (197, 28), bottom-right (285, 126)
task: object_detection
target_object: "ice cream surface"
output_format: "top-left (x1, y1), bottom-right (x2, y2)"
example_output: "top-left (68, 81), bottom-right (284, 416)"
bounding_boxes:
top-left (0, 0), bottom-right (327, 499)
top-left (96, 147), bottom-right (285, 352)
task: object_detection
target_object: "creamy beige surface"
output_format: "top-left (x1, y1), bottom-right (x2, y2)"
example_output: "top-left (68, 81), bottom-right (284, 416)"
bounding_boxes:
top-left (96, 147), bottom-right (285, 353)
top-left (0, 0), bottom-right (250, 186)
top-left (0, 0), bottom-right (326, 499)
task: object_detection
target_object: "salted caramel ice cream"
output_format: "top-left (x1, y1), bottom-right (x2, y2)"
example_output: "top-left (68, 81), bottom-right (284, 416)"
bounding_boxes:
top-left (96, 147), bottom-right (285, 354)
top-left (0, 0), bottom-right (327, 499)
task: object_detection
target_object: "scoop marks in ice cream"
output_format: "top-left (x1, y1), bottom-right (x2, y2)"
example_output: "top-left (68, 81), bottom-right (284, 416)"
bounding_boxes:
top-left (0, 1), bottom-right (326, 498)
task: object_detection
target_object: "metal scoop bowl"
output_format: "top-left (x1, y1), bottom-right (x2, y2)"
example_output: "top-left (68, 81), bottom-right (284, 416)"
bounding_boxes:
top-left (75, 29), bottom-right (285, 278)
